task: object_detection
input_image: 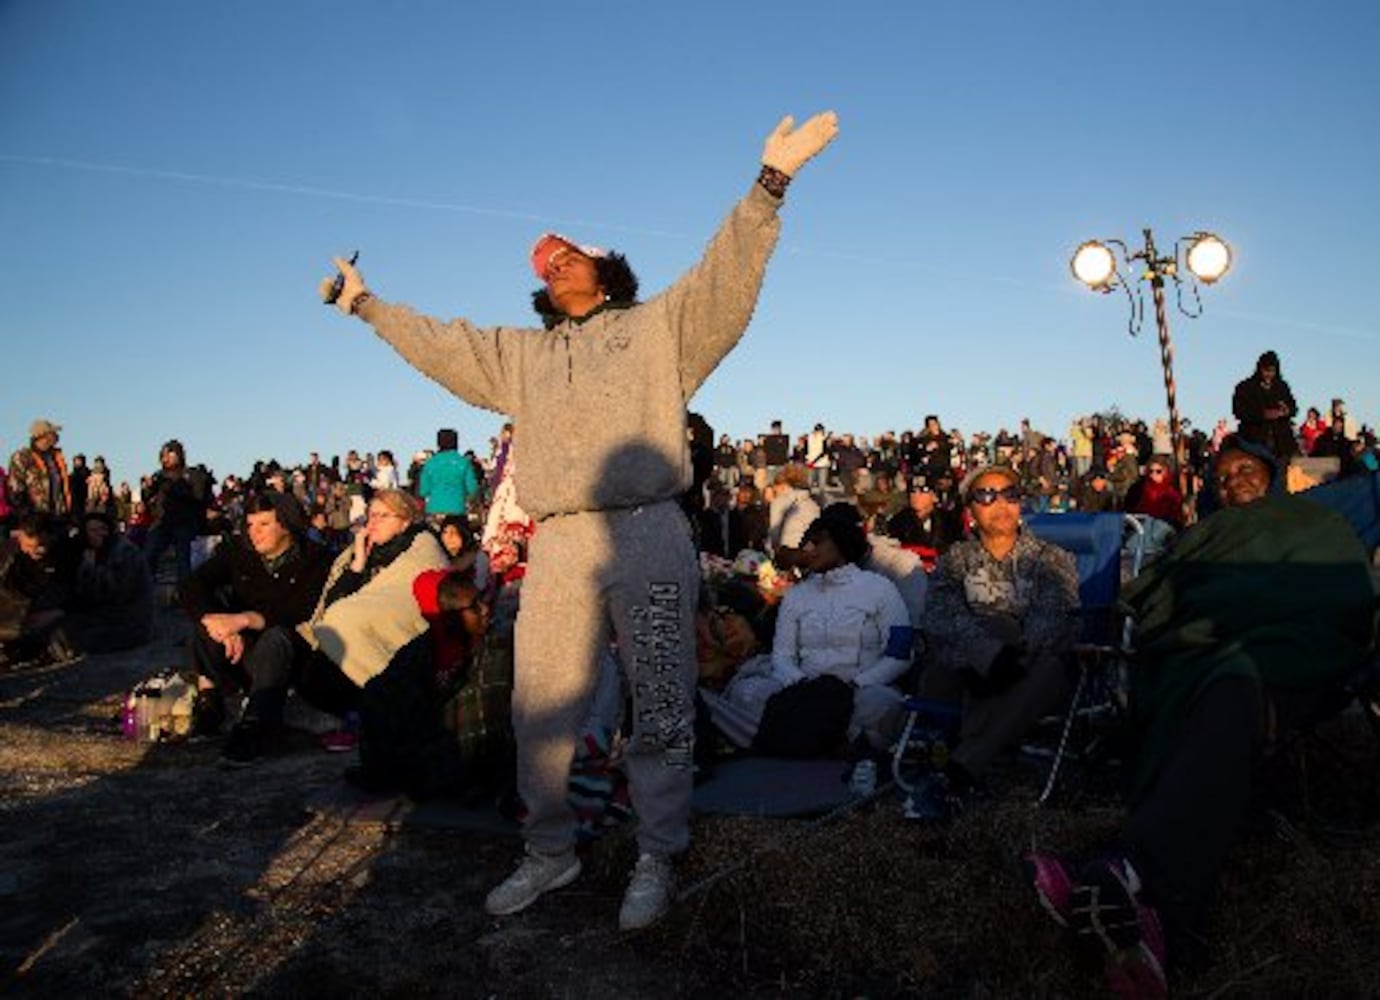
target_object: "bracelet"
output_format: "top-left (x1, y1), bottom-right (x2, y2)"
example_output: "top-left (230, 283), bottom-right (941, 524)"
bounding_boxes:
top-left (349, 291), bottom-right (374, 316)
top-left (757, 165), bottom-right (792, 199)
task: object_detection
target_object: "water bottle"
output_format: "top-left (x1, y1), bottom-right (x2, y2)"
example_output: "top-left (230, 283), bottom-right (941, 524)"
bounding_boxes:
top-left (121, 690), bottom-right (139, 740)
top-left (849, 759), bottom-right (878, 798)
top-left (141, 679), bottom-right (165, 742)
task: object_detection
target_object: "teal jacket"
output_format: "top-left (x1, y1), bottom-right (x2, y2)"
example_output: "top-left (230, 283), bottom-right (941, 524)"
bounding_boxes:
top-left (418, 451), bottom-right (479, 517)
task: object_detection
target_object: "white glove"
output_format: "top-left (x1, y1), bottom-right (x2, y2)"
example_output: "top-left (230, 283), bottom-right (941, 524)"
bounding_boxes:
top-left (318, 256), bottom-right (368, 315)
top-left (761, 111), bottom-right (840, 177)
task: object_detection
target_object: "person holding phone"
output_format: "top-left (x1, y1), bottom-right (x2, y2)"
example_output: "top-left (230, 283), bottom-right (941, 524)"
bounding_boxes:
top-left (318, 111), bottom-right (839, 931)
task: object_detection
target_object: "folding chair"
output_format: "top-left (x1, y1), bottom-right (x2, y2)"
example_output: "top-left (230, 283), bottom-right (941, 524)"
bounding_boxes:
top-left (1019, 513), bottom-right (1150, 805)
top-left (889, 513), bottom-right (1149, 798)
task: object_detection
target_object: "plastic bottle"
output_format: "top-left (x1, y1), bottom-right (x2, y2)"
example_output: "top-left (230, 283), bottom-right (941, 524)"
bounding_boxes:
top-left (142, 678), bottom-right (164, 742)
top-left (121, 690), bottom-right (139, 740)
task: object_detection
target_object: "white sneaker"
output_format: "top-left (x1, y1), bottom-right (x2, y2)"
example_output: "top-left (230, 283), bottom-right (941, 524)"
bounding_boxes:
top-left (484, 849), bottom-right (582, 916)
top-left (618, 852), bottom-right (675, 931)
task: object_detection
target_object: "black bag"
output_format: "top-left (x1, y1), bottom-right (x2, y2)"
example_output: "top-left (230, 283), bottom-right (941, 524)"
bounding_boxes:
top-left (753, 675), bottom-right (854, 758)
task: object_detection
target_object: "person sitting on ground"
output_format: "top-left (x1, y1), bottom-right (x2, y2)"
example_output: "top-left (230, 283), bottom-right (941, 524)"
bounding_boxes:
top-left (742, 504), bottom-right (914, 758)
top-left (179, 492), bottom-right (335, 745)
top-left (0, 514), bottom-right (77, 668)
top-left (61, 510), bottom-right (155, 654)
top-left (910, 465), bottom-right (1080, 821)
top-left (437, 514), bottom-right (480, 580)
top-left (1025, 433), bottom-right (1377, 996)
top-left (1124, 454), bottom-right (1186, 530)
top-left (767, 463), bottom-right (820, 571)
top-left (351, 568), bottom-right (512, 801)
top-left (273, 488), bottom-right (449, 764)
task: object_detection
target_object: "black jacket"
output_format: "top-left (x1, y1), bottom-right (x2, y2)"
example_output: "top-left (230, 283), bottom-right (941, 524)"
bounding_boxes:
top-left (180, 535), bottom-right (332, 628)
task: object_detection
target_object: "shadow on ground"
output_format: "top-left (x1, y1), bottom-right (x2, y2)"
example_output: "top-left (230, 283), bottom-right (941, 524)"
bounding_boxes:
top-left (4, 610), bottom-right (1380, 996)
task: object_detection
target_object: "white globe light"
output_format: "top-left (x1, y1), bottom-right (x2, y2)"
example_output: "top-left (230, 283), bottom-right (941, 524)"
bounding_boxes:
top-left (1071, 241), bottom-right (1117, 289)
top-left (1186, 234), bottom-right (1232, 283)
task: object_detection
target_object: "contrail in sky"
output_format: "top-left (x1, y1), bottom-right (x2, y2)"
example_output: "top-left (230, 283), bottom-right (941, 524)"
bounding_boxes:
top-left (3, 151), bottom-right (1377, 343)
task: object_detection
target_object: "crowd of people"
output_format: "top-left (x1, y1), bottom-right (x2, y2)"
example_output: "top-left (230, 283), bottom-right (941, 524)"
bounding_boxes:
top-left (4, 108), bottom-right (1378, 996)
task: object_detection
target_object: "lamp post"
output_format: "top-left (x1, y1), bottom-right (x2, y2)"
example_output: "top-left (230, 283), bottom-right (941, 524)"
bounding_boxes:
top-left (1070, 229), bottom-right (1232, 478)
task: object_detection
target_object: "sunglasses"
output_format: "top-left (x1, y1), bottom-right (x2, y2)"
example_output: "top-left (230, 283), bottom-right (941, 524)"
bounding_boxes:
top-left (969, 486), bottom-right (1022, 506)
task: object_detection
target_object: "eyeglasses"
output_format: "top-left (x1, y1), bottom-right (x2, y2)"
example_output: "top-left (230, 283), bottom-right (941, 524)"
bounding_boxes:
top-left (1148, 467), bottom-right (1167, 477)
top-left (969, 486), bottom-right (1022, 506)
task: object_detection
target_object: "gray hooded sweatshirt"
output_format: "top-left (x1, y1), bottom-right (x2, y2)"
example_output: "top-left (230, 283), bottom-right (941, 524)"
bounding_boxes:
top-left (356, 183), bottom-right (783, 520)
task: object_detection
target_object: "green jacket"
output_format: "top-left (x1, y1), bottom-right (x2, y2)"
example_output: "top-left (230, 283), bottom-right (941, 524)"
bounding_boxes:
top-left (1121, 494), bottom-right (1377, 802)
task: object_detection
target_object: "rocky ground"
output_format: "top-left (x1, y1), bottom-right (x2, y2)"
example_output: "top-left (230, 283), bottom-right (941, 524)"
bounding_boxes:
top-left (4, 610), bottom-right (1380, 997)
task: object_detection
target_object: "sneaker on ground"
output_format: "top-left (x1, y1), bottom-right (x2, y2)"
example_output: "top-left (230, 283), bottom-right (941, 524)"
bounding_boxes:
top-left (1071, 857), bottom-right (1168, 998)
top-left (221, 719), bottom-right (263, 767)
top-left (1023, 852), bottom-right (1075, 928)
top-left (619, 852), bottom-right (675, 932)
top-left (484, 849), bottom-right (581, 917)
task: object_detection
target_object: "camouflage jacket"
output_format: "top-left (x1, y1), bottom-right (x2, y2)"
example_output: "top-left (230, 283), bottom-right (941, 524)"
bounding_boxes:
top-left (7, 446), bottom-right (70, 518)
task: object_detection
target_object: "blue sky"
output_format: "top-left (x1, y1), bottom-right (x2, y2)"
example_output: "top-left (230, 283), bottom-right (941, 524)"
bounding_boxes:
top-left (2, 1), bottom-right (1376, 486)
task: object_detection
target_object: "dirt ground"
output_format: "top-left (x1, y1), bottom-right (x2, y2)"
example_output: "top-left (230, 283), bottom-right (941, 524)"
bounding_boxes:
top-left (5, 609), bottom-right (1380, 998)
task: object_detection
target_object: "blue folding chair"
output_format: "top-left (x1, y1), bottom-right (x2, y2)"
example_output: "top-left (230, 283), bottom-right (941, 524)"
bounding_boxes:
top-left (889, 513), bottom-right (1148, 800)
top-left (1020, 513), bottom-right (1149, 804)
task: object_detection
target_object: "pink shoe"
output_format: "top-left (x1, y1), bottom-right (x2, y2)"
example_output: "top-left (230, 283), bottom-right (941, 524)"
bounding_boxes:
top-left (1072, 857), bottom-right (1167, 998)
top-left (319, 729), bottom-right (359, 753)
top-left (1023, 852), bottom-right (1076, 928)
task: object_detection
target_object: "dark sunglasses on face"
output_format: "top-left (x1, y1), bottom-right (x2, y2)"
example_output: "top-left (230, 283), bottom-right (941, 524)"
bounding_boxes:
top-left (969, 485), bottom-right (1022, 506)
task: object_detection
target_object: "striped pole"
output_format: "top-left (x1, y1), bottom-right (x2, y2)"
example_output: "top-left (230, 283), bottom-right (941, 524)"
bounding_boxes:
top-left (1142, 230), bottom-right (1186, 479)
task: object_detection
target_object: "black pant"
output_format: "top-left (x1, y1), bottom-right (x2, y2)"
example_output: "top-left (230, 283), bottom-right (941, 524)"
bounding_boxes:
top-left (192, 624), bottom-right (359, 727)
top-left (1124, 676), bottom-right (1347, 965)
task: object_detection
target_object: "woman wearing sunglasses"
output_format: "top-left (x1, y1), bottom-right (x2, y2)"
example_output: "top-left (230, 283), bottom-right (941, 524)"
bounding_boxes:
top-left (907, 465), bottom-right (1080, 822)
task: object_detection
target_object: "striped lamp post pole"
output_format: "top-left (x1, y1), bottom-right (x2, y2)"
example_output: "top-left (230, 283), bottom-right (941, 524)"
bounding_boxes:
top-left (1070, 229), bottom-right (1233, 491)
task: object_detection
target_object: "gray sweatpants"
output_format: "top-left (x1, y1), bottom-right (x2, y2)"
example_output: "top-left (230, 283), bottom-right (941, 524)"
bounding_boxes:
top-left (514, 501), bottom-right (700, 856)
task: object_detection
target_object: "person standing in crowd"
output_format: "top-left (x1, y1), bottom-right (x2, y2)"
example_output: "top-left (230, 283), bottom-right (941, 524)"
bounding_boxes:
top-left (761, 419), bottom-right (790, 490)
top-left (419, 429), bottom-right (479, 522)
top-left (67, 454), bottom-right (90, 518)
top-left (143, 440), bottom-right (209, 586)
top-left (805, 423), bottom-right (831, 495)
top-left (0, 465), bottom-right (12, 531)
top-left (8, 418), bottom-right (71, 521)
top-left (372, 449), bottom-right (402, 492)
top-left (1231, 350), bottom-right (1298, 462)
top-left (319, 110), bottom-right (839, 930)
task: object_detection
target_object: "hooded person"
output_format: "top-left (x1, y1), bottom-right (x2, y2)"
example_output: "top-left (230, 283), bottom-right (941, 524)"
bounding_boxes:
top-left (1025, 428), bottom-right (1376, 989)
top-left (1231, 349), bottom-right (1299, 462)
top-left (317, 110), bottom-right (840, 931)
